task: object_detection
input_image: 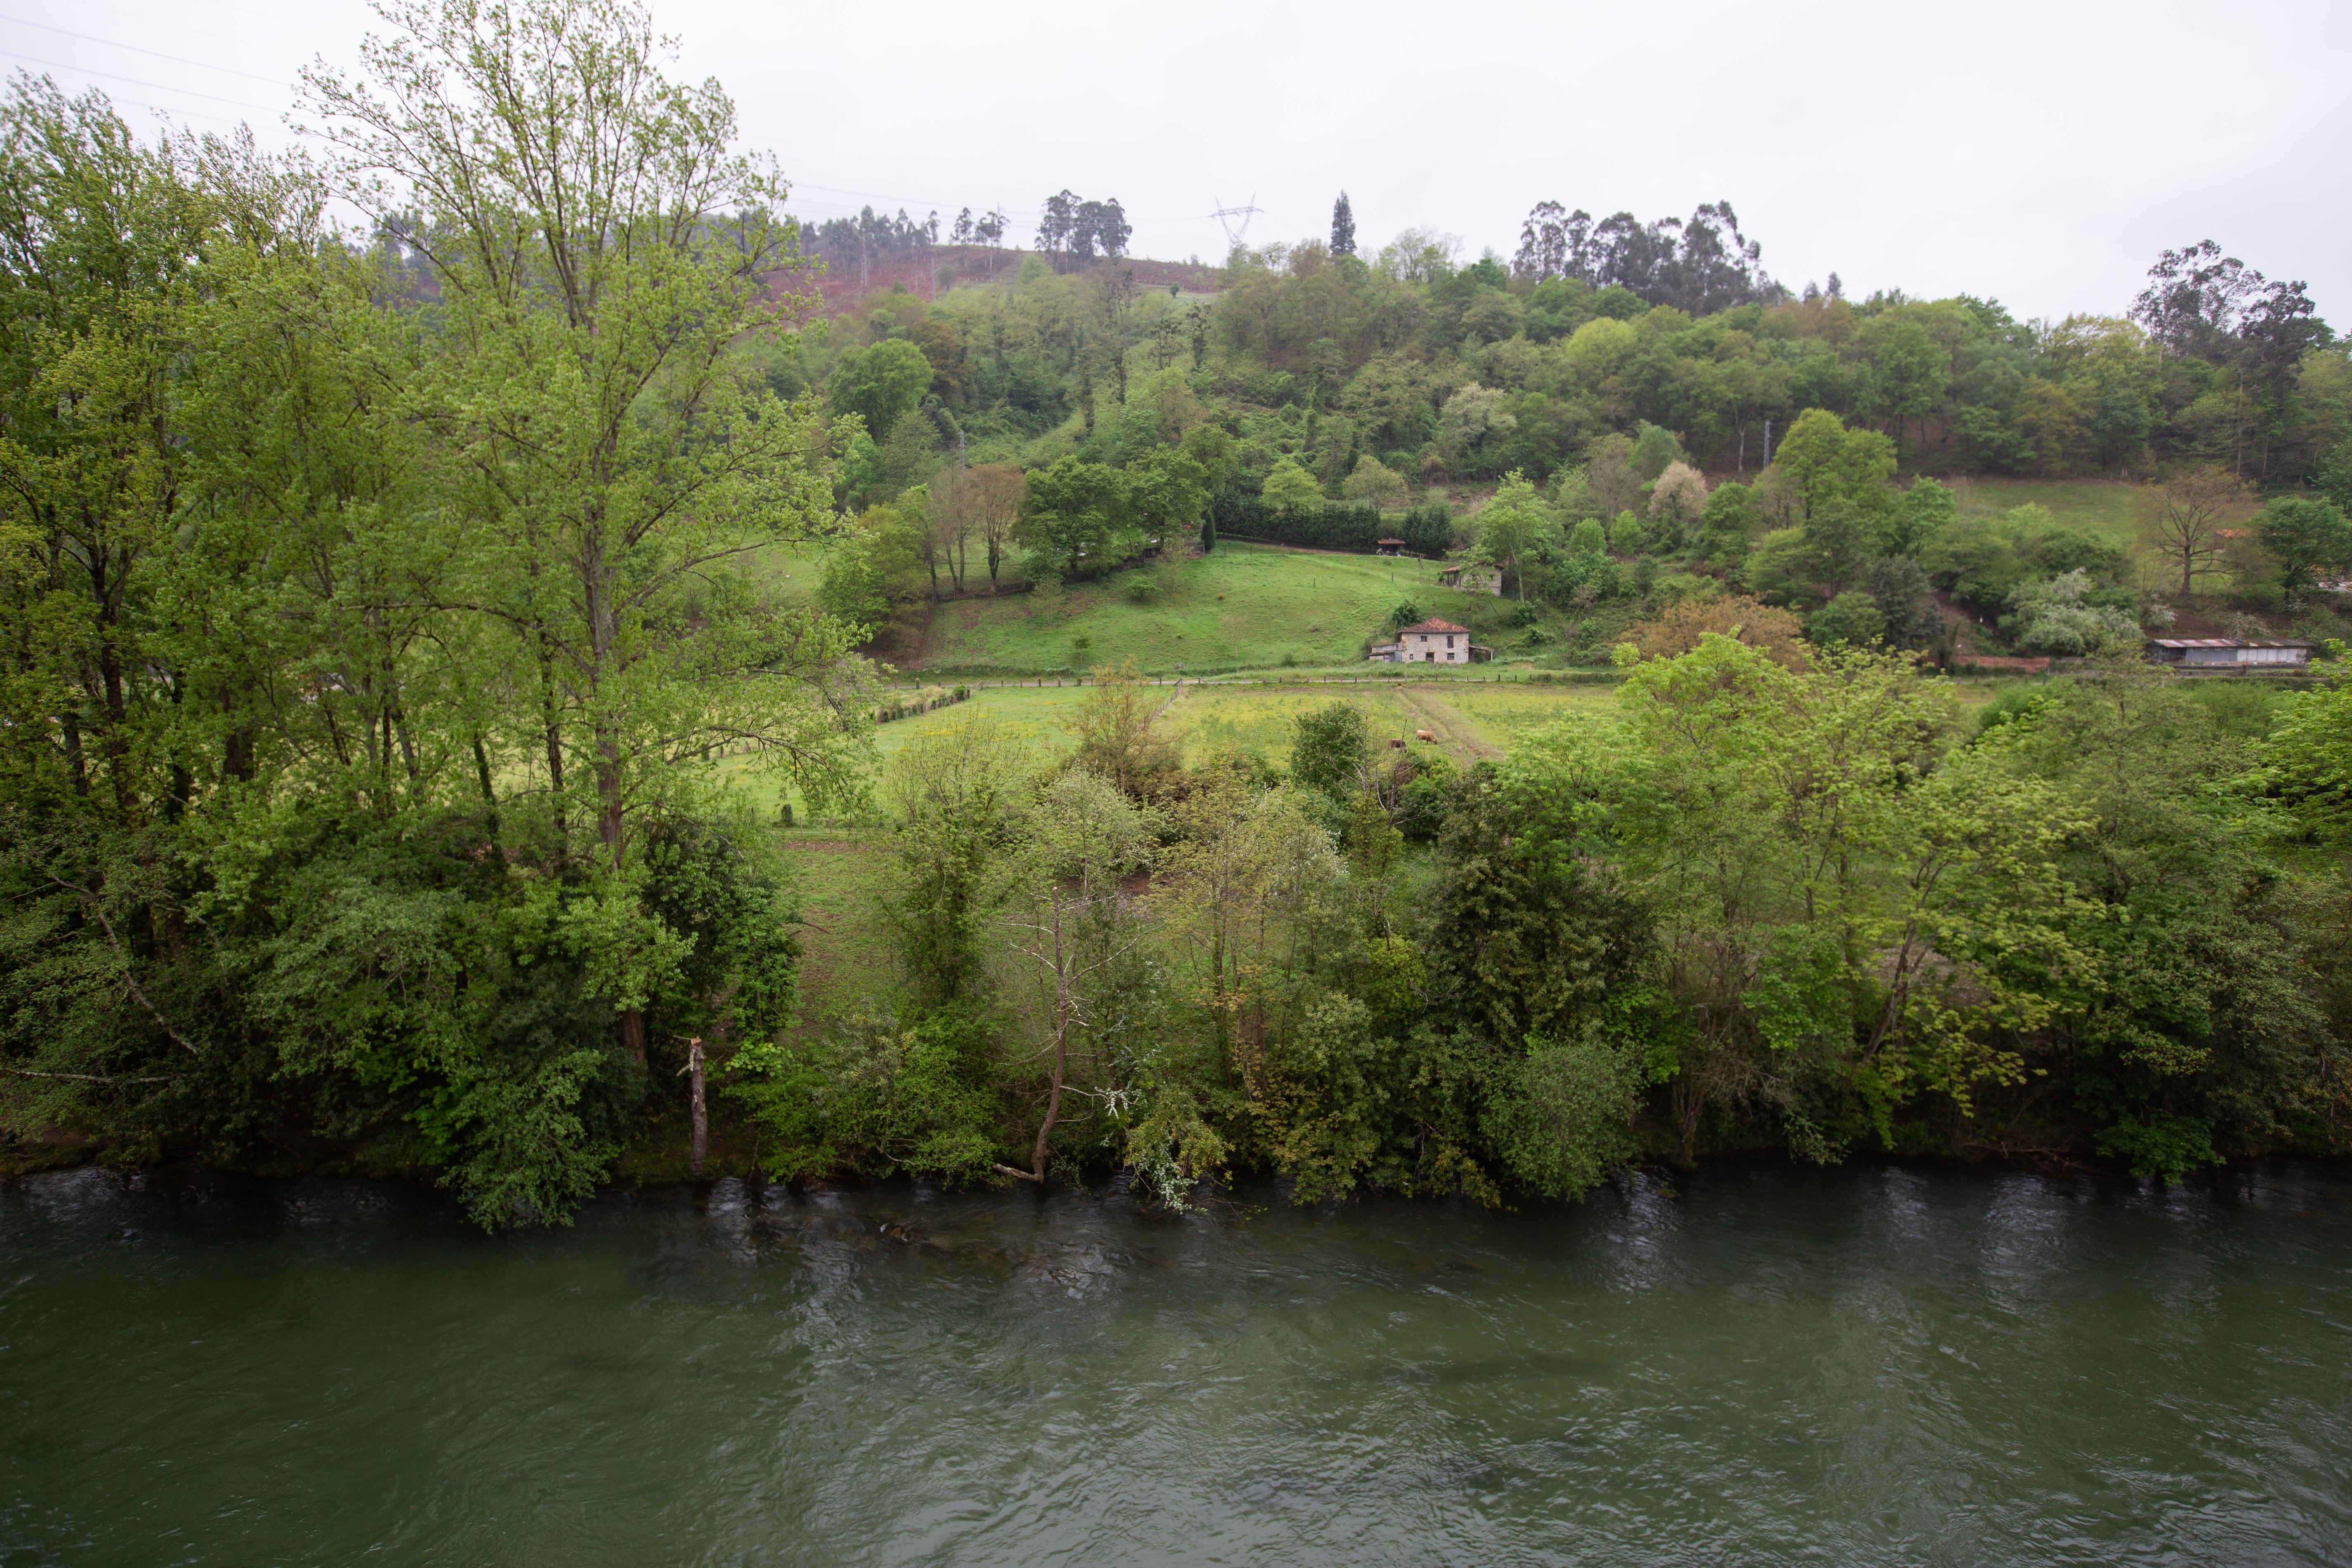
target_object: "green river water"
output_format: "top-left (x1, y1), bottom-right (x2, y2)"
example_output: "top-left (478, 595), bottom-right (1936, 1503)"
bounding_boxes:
top-left (4, 1162), bottom-right (2349, 1566)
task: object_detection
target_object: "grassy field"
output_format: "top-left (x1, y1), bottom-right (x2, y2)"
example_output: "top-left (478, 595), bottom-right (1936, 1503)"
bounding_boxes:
top-left (902, 542), bottom-right (1509, 674)
top-left (1946, 476), bottom-right (2147, 539)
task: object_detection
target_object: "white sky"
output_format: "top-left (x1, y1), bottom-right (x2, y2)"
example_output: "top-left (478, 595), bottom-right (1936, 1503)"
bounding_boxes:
top-left (9, 0), bottom-right (2347, 326)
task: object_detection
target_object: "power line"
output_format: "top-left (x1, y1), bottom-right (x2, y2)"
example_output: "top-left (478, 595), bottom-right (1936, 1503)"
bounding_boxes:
top-left (0, 15), bottom-right (293, 85)
top-left (0, 50), bottom-right (281, 113)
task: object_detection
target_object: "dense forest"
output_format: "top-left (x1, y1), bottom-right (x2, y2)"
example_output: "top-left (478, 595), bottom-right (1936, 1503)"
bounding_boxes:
top-left (5, 0), bottom-right (2352, 1226)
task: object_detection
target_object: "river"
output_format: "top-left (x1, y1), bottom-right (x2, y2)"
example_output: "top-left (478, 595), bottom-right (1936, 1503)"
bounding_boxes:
top-left (5, 1162), bottom-right (2349, 1565)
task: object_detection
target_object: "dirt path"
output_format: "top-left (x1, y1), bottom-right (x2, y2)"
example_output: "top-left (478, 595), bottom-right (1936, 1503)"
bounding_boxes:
top-left (1395, 683), bottom-right (1501, 763)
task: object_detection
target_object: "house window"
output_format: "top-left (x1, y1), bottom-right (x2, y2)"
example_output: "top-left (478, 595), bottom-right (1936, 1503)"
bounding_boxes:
top-left (1445, 636), bottom-right (1455, 648)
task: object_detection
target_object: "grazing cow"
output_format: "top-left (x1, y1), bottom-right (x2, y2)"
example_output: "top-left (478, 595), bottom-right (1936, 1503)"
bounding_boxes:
top-left (1415, 729), bottom-right (1435, 743)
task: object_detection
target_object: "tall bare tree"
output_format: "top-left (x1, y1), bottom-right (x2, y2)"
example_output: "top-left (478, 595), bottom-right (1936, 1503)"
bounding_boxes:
top-left (2146, 465), bottom-right (2252, 597)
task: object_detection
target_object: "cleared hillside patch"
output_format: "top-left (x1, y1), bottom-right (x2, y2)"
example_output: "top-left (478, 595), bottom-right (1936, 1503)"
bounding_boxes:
top-left (905, 542), bottom-right (1486, 674)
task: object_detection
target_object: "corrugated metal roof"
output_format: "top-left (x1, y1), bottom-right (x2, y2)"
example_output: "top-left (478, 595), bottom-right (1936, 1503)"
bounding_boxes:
top-left (2147, 638), bottom-right (2314, 648)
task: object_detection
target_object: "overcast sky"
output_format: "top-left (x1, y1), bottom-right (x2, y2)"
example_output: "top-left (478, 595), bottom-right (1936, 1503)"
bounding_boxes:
top-left (10, 0), bottom-right (2348, 324)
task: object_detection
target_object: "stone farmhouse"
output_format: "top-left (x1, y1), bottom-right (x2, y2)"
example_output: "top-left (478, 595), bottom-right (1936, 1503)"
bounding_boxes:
top-left (1370, 618), bottom-right (1488, 665)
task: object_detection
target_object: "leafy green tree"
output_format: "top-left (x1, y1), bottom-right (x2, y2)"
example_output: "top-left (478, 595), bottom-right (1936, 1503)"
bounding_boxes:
top-left (1124, 444), bottom-right (1210, 548)
top-left (1019, 456), bottom-right (1132, 578)
top-left (1568, 517), bottom-right (1607, 557)
top-left (1884, 477), bottom-right (1956, 558)
top-left (1290, 703), bottom-right (1371, 796)
top-left (885, 720), bottom-right (1028, 1003)
top-left (997, 770), bottom-right (1161, 1179)
top-left (2317, 435), bottom-right (2352, 514)
top-left (1699, 481), bottom-right (1762, 564)
top-left (1424, 764), bottom-right (1656, 1052)
top-left (304, 0), bottom-right (868, 1069)
top-left (1806, 590), bottom-right (1886, 648)
top-left (1484, 1028), bottom-right (1645, 1200)
top-left (1772, 408), bottom-right (1897, 516)
top-left (819, 501), bottom-right (925, 626)
top-left (2257, 496), bottom-right (2352, 604)
top-left (1608, 510), bottom-right (1649, 554)
top-left (1260, 455), bottom-right (1323, 511)
top-left (1861, 318), bottom-right (1945, 453)
top-left (1630, 422), bottom-right (1682, 480)
top-left (829, 339), bottom-right (933, 436)
top-left (872, 408), bottom-right (944, 500)
top-left (1865, 556), bottom-right (1938, 648)
top-left (1475, 470), bottom-right (1557, 601)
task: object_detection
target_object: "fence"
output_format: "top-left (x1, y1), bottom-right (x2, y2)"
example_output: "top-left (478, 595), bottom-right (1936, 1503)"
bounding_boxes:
top-left (876, 684), bottom-right (972, 724)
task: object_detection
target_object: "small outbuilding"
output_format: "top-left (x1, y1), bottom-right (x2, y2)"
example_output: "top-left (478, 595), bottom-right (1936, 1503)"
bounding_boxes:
top-left (1375, 538), bottom-right (1407, 556)
top-left (2146, 638), bottom-right (2313, 669)
top-left (1438, 563), bottom-right (1503, 595)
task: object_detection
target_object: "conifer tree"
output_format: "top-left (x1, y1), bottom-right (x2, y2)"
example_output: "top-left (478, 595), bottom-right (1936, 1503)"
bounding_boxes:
top-left (1330, 191), bottom-right (1356, 257)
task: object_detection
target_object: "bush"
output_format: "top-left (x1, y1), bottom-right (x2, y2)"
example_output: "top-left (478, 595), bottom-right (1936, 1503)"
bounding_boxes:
top-left (1484, 1028), bottom-right (1644, 1200)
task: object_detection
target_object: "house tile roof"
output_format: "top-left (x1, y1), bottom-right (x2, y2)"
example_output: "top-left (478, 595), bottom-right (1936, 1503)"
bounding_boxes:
top-left (1399, 618), bottom-right (1468, 635)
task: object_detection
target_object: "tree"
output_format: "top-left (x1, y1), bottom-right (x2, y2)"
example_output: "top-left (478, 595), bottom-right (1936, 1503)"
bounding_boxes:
top-left (829, 339), bottom-right (932, 437)
top-left (2146, 466), bottom-right (2252, 597)
top-left (1019, 457), bottom-right (1132, 578)
top-left (2006, 570), bottom-right (2138, 654)
top-left (935, 463), bottom-right (1024, 589)
top-left (1806, 590), bottom-right (1886, 648)
top-left (1618, 595), bottom-right (1809, 669)
top-left (1584, 434), bottom-right (1645, 517)
top-left (1883, 476), bottom-right (1957, 559)
top-left (996, 770), bottom-right (1159, 1180)
top-left (1124, 445), bottom-right (1209, 549)
top-left (1341, 455), bottom-right (1406, 507)
top-left (1330, 191), bottom-right (1356, 257)
top-left (1865, 556), bottom-right (1938, 649)
top-left (302, 0), bottom-right (868, 1065)
top-left (818, 502), bottom-right (925, 627)
top-left (1630, 422), bottom-right (1682, 480)
top-left (1071, 659), bottom-right (1175, 795)
top-left (1648, 461), bottom-right (1708, 544)
top-left (1771, 408), bottom-right (1896, 515)
top-left (2257, 496), bottom-right (2352, 604)
top-left (1260, 455), bottom-right (1323, 512)
top-left (1161, 771), bottom-right (1340, 1054)
top-left (886, 719), bottom-right (1027, 1002)
top-left (1475, 472), bottom-right (1556, 601)
top-left (1290, 703), bottom-right (1370, 796)
top-left (2131, 240), bottom-right (2262, 359)
top-left (1699, 481), bottom-right (1762, 564)
top-left (873, 407), bottom-right (943, 501)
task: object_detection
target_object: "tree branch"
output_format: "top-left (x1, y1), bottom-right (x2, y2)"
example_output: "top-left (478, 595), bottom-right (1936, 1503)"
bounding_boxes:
top-left (45, 875), bottom-right (201, 1056)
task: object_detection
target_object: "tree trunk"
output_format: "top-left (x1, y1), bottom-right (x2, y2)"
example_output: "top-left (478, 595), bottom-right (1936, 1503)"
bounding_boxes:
top-left (1029, 897), bottom-right (1071, 1179)
top-left (687, 1037), bottom-right (707, 1179)
top-left (59, 710), bottom-right (88, 795)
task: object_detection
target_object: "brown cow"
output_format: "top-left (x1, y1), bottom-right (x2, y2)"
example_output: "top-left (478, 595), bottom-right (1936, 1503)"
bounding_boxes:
top-left (1415, 729), bottom-right (1435, 743)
